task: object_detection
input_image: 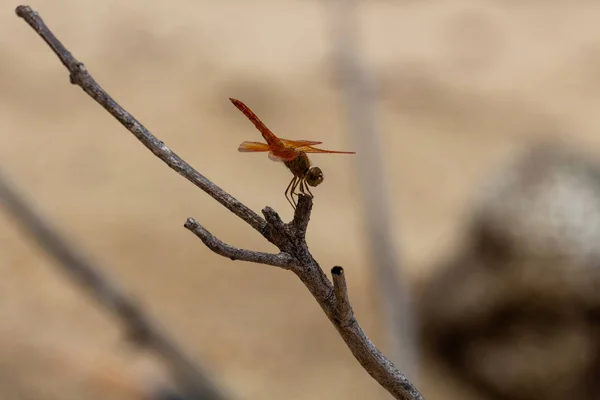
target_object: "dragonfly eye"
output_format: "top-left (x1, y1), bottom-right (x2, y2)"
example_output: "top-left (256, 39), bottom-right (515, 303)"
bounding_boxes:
top-left (306, 167), bottom-right (324, 187)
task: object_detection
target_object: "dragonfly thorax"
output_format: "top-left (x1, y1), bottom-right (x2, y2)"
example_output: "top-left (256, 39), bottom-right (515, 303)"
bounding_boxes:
top-left (284, 152), bottom-right (324, 187)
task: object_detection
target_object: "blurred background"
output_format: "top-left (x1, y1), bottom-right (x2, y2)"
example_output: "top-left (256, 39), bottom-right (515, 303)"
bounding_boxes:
top-left (2, 0), bottom-right (600, 399)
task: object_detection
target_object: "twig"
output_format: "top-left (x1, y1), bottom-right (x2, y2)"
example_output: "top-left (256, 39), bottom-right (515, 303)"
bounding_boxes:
top-left (332, 266), bottom-right (352, 325)
top-left (326, 0), bottom-right (419, 381)
top-left (185, 218), bottom-right (297, 269)
top-left (15, 5), bottom-right (424, 399)
top-left (0, 169), bottom-right (228, 399)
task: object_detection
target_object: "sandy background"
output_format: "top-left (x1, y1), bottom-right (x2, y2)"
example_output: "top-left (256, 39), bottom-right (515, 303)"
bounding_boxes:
top-left (2, 1), bottom-right (600, 399)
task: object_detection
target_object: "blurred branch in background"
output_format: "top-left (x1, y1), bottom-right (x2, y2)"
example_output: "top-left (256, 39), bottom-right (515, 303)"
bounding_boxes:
top-left (14, 5), bottom-right (424, 399)
top-left (325, 0), bottom-right (419, 382)
top-left (0, 168), bottom-right (229, 400)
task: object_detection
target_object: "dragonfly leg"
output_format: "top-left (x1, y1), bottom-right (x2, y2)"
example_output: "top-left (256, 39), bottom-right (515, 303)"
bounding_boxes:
top-left (298, 177), bottom-right (315, 200)
top-left (304, 182), bottom-right (314, 198)
top-left (289, 176), bottom-right (302, 208)
top-left (298, 179), bottom-right (308, 202)
top-left (285, 176), bottom-right (298, 209)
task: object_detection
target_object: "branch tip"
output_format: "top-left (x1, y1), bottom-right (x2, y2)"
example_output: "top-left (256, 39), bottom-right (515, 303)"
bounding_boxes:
top-left (291, 194), bottom-right (312, 233)
top-left (262, 206), bottom-right (282, 224)
top-left (15, 5), bottom-right (29, 16)
top-left (296, 193), bottom-right (313, 212)
top-left (332, 265), bottom-right (352, 325)
top-left (331, 266), bottom-right (344, 275)
top-left (183, 217), bottom-right (196, 229)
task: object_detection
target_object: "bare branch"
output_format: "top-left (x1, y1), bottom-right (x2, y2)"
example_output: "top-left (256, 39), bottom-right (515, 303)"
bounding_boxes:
top-left (184, 218), bottom-right (297, 269)
top-left (15, 6), bottom-right (424, 400)
top-left (14, 5), bottom-right (266, 235)
top-left (0, 169), bottom-right (228, 400)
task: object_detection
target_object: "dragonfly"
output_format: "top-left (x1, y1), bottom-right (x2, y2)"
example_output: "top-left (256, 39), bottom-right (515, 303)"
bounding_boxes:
top-left (230, 98), bottom-right (356, 209)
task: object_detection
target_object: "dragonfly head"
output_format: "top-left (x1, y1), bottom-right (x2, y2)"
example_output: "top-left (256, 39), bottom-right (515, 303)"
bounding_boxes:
top-left (306, 167), bottom-right (324, 187)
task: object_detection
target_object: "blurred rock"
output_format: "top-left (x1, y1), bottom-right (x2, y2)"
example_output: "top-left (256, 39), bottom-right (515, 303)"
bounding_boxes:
top-left (419, 141), bottom-right (600, 400)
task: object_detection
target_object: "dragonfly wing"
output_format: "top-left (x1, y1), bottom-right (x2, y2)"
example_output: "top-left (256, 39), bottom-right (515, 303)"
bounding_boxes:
top-left (270, 147), bottom-right (302, 161)
top-left (239, 141), bottom-right (299, 161)
top-left (280, 138), bottom-right (323, 147)
top-left (268, 152), bottom-right (286, 162)
top-left (296, 145), bottom-right (356, 155)
top-left (238, 141), bottom-right (271, 152)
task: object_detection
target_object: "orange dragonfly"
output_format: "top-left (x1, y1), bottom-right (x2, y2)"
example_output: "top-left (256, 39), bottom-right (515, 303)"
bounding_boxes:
top-left (230, 98), bottom-right (355, 209)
